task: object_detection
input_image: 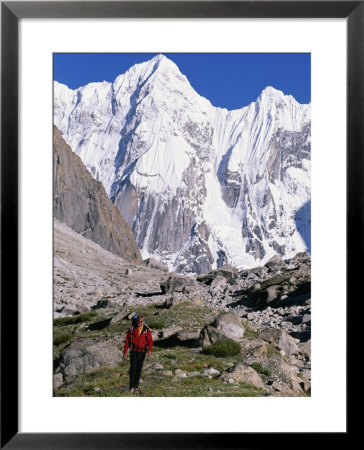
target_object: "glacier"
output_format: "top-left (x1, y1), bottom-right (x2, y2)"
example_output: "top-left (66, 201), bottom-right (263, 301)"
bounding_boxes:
top-left (54, 53), bottom-right (311, 274)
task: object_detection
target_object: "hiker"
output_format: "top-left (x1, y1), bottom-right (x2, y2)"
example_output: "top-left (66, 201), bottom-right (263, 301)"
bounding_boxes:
top-left (123, 314), bottom-right (153, 394)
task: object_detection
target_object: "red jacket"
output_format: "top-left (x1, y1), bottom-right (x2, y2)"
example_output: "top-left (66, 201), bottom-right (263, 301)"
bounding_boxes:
top-left (124, 325), bottom-right (153, 354)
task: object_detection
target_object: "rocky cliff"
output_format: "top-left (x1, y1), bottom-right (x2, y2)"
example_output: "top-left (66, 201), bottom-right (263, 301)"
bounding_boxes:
top-left (53, 126), bottom-right (142, 263)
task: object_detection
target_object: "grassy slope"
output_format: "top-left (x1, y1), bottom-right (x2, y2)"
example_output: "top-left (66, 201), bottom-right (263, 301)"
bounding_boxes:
top-left (54, 302), bottom-right (268, 397)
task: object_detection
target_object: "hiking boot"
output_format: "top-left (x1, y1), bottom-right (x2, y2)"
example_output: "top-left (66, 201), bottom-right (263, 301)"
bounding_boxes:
top-left (130, 388), bottom-right (135, 393)
top-left (134, 388), bottom-right (139, 395)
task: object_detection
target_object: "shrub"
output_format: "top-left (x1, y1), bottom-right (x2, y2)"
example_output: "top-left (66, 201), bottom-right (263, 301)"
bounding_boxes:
top-left (202, 339), bottom-right (241, 357)
top-left (251, 362), bottom-right (271, 376)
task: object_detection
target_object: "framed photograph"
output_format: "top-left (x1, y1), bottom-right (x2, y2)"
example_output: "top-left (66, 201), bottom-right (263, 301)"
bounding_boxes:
top-left (1, 1), bottom-right (356, 448)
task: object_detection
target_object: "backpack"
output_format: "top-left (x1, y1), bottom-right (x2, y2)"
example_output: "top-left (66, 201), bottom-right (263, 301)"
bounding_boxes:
top-left (128, 314), bottom-right (150, 350)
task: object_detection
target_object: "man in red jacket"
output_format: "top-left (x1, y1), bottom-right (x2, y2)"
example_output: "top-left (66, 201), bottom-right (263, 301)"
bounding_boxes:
top-left (123, 315), bottom-right (153, 394)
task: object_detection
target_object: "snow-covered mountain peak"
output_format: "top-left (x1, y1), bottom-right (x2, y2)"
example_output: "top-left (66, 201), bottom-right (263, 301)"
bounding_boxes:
top-left (259, 85), bottom-right (309, 106)
top-left (54, 56), bottom-right (311, 275)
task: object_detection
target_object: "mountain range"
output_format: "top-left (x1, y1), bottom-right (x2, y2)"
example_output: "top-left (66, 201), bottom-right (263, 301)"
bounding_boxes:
top-left (54, 54), bottom-right (311, 275)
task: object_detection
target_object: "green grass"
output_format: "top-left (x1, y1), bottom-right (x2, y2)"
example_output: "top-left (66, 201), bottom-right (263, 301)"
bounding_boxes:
top-left (54, 332), bottom-right (74, 346)
top-left (251, 362), bottom-right (271, 376)
top-left (266, 343), bottom-right (281, 358)
top-left (54, 311), bottom-right (98, 326)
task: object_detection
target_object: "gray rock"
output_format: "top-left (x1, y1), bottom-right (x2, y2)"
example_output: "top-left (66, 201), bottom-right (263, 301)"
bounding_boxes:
top-left (298, 340), bottom-right (311, 360)
top-left (240, 338), bottom-right (268, 358)
top-left (265, 254), bottom-right (286, 271)
top-left (198, 325), bottom-right (231, 348)
top-left (199, 312), bottom-right (245, 347)
top-left (211, 312), bottom-right (245, 341)
top-left (221, 363), bottom-right (265, 389)
top-left (175, 369), bottom-right (187, 378)
top-left (143, 257), bottom-right (169, 272)
top-left (160, 274), bottom-right (198, 295)
top-left (53, 373), bottom-right (64, 389)
top-left (302, 314), bottom-right (311, 324)
top-left (59, 337), bottom-right (123, 381)
top-left (203, 368), bottom-right (221, 377)
top-left (215, 266), bottom-right (238, 280)
top-left (93, 299), bottom-right (117, 309)
top-left (110, 312), bottom-right (127, 324)
top-left (160, 325), bottom-right (183, 339)
top-left (162, 297), bottom-right (183, 308)
top-left (53, 126), bottom-right (142, 264)
top-left (258, 327), bottom-right (298, 355)
top-left (266, 356), bottom-right (304, 395)
top-left (210, 276), bottom-right (227, 289)
top-left (287, 252), bottom-right (311, 268)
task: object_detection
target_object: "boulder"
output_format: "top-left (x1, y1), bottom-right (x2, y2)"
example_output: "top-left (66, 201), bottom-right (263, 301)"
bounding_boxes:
top-left (240, 338), bottom-right (268, 358)
top-left (199, 312), bottom-right (245, 347)
top-left (220, 363), bottom-right (265, 389)
top-left (215, 266), bottom-right (238, 280)
top-left (248, 266), bottom-right (269, 279)
top-left (143, 257), bottom-right (169, 272)
top-left (199, 325), bottom-right (230, 348)
top-left (211, 312), bottom-right (245, 341)
top-left (287, 252), bottom-right (311, 268)
top-left (160, 274), bottom-right (198, 295)
top-left (251, 285), bottom-right (282, 307)
top-left (56, 304), bottom-right (90, 317)
top-left (203, 368), bottom-right (221, 378)
top-left (110, 312), bottom-right (127, 325)
top-left (145, 363), bottom-right (164, 373)
top-left (59, 337), bottom-right (123, 381)
top-left (302, 314), bottom-right (311, 324)
top-left (265, 254), bottom-right (286, 271)
top-left (160, 325), bottom-right (183, 339)
top-left (53, 373), bottom-right (64, 389)
top-left (210, 276), bottom-right (227, 290)
top-left (175, 369), bottom-right (187, 378)
top-left (93, 299), bottom-right (118, 309)
top-left (298, 340), bottom-right (311, 361)
top-left (258, 327), bottom-right (299, 356)
top-left (162, 297), bottom-right (182, 308)
top-left (197, 266), bottom-right (238, 285)
top-left (266, 356), bottom-right (304, 395)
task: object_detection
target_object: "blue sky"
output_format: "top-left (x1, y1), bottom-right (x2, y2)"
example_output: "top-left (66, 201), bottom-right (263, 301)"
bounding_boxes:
top-left (54, 53), bottom-right (310, 109)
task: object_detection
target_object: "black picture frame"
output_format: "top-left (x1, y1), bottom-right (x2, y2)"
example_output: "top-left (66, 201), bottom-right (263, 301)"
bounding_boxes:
top-left (1, 1), bottom-right (356, 448)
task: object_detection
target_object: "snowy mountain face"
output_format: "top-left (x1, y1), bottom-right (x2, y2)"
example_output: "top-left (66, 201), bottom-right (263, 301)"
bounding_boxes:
top-left (54, 54), bottom-right (311, 275)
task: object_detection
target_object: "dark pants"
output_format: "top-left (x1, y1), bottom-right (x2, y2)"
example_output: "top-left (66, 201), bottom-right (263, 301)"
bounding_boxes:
top-left (129, 350), bottom-right (146, 389)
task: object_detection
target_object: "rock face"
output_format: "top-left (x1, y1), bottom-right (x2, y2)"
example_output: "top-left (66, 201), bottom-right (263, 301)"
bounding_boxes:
top-left (54, 54), bottom-right (311, 275)
top-left (54, 126), bottom-right (142, 263)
